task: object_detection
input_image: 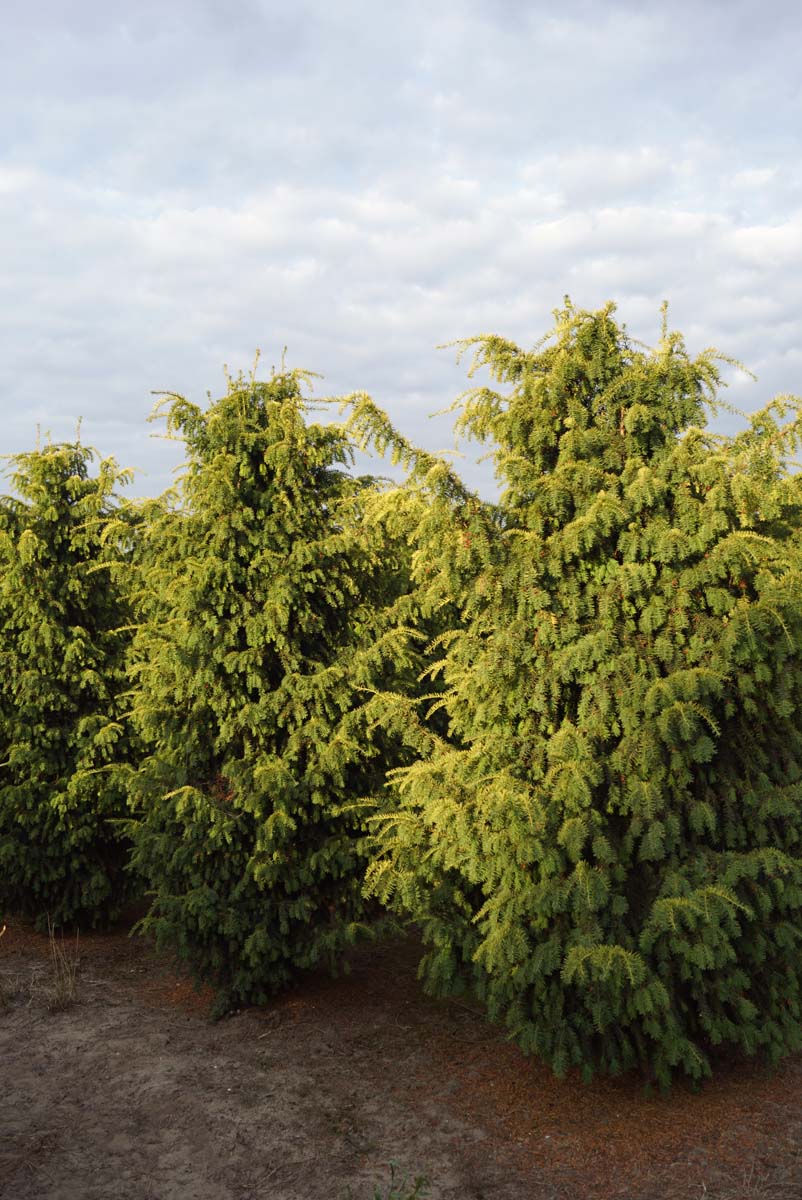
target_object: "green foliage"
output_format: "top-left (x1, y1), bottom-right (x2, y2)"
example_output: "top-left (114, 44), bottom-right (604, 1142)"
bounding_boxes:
top-left (0, 442), bottom-right (135, 929)
top-left (125, 366), bottom-right (422, 1011)
top-left (347, 300), bottom-right (802, 1087)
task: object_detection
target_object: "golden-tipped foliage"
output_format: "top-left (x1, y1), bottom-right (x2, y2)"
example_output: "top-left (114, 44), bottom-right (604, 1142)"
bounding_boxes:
top-left (352, 301), bottom-right (802, 1086)
top-left (0, 443), bottom-right (136, 928)
top-left (124, 368), bottom-right (424, 1010)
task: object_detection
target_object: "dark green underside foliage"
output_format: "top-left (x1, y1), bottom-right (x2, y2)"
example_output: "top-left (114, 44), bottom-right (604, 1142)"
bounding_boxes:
top-left (127, 762), bottom-right (372, 1009)
top-left (347, 301), bottom-right (802, 1087)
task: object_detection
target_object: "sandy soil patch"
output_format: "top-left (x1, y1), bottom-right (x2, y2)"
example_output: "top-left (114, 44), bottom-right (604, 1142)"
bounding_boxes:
top-left (2, 917), bottom-right (802, 1199)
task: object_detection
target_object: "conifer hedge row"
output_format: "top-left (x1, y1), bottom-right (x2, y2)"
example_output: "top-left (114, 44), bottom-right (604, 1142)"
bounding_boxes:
top-left (3, 302), bottom-right (802, 1085)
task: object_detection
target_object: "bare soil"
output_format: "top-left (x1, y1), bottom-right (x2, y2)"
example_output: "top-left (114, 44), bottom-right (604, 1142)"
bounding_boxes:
top-left (2, 915), bottom-right (802, 1200)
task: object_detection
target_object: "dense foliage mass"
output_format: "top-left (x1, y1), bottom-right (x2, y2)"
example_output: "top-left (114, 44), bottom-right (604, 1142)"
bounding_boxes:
top-left (124, 368), bottom-right (421, 1011)
top-left (4, 301), bottom-right (802, 1086)
top-left (349, 302), bottom-right (802, 1086)
top-left (0, 443), bottom-right (135, 929)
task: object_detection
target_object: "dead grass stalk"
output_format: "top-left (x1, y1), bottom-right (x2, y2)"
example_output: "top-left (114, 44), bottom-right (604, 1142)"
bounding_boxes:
top-left (0, 924), bottom-right (7, 1008)
top-left (44, 919), bottom-right (80, 1012)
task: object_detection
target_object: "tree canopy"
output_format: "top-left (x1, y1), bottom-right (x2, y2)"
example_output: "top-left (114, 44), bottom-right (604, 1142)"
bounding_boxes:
top-left (347, 301), bottom-right (802, 1086)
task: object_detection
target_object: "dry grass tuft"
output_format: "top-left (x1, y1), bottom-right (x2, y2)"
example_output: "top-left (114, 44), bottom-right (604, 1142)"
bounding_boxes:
top-left (673, 1152), bottom-right (802, 1200)
top-left (43, 919), bottom-right (80, 1012)
top-left (0, 924), bottom-right (7, 1009)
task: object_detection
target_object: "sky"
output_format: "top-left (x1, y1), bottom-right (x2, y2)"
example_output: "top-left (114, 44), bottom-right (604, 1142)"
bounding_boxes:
top-left (2, 0), bottom-right (802, 498)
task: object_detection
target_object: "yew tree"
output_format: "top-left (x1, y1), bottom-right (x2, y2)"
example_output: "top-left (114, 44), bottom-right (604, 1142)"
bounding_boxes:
top-left (0, 443), bottom-right (135, 929)
top-left (125, 366), bottom-right (420, 1011)
top-left (349, 301), bottom-right (802, 1086)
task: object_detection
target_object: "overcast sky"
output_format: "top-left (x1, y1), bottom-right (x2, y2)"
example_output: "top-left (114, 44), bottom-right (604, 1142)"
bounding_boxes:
top-left (2, 0), bottom-right (802, 497)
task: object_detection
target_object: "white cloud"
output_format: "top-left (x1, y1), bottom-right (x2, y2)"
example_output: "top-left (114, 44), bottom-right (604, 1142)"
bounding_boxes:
top-left (1, 1), bottom-right (802, 497)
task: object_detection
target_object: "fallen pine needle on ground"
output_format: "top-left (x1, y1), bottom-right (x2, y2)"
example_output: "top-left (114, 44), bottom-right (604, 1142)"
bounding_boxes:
top-left (1, 914), bottom-right (802, 1200)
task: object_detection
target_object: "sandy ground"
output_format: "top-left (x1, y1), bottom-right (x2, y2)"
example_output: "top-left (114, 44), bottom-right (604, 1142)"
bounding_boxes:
top-left (2, 919), bottom-right (802, 1200)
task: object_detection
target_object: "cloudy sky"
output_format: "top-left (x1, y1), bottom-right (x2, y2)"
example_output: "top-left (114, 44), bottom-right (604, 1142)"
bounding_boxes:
top-left (2, 0), bottom-right (801, 497)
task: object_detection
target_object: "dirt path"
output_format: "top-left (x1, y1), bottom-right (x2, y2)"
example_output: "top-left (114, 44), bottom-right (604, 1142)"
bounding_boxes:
top-left (2, 920), bottom-right (802, 1199)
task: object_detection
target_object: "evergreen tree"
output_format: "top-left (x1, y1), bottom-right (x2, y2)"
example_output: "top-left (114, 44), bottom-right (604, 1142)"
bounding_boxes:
top-left (0, 442), bottom-right (135, 929)
top-left (347, 301), bottom-right (802, 1086)
top-left (125, 366), bottom-right (420, 1011)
